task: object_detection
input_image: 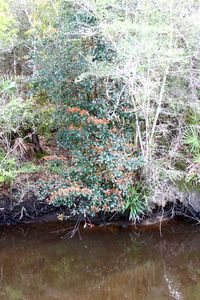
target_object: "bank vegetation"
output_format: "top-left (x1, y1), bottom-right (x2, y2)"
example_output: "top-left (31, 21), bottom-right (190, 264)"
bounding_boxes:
top-left (0, 0), bottom-right (200, 224)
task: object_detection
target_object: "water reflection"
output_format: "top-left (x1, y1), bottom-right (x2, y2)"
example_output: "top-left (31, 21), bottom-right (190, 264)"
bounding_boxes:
top-left (0, 223), bottom-right (199, 300)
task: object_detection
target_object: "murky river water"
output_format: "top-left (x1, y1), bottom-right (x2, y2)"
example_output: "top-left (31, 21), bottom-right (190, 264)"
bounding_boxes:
top-left (0, 222), bottom-right (200, 300)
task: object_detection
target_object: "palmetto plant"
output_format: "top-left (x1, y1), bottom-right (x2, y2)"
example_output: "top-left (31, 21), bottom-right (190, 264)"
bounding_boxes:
top-left (182, 126), bottom-right (200, 188)
top-left (194, 153), bottom-right (200, 164)
top-left (183, 127), bottom-right (200, 154)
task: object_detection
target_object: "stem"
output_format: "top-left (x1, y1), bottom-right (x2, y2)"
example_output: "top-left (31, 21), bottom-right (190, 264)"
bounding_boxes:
top-left (149, 0), bottom-right (173, 153)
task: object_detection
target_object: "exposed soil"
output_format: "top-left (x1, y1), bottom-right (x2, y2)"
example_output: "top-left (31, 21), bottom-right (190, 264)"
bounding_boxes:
top-left (0, 186), bottom-right (198, 233)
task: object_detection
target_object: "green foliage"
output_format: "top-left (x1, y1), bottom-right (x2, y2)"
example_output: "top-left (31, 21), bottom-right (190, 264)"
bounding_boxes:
top-left (4, 286), bottom-right (23, 300)
top-left (38, 133), bottom-right (144, 217)
top-left (0, 150), bottom-right (17, 183)
top-left (0, 76), bottom-right (53, 185)
top-left (35, 149), bottom-right (49, 159)
top-left (33, 0), bottom-right (200, 212)
top-left (194, 153), bottom-right (200, 164)
top-left (0, 96), bottom-right (35, 134)
top-left (186, 110), bottom-right (200, 126)
top-left (180, 113), bottom-right (200, 190)
top-left (0, 0), bottom-right (59, 78)
top-left (0, 0), bottom-right (16, 45)
top-left (0, 149), bottom-right (41, 184)
top-left (183, 127), bottom-right (200, 154)
top-left (124, 186), bottom-right (146, 222)
top-left (33, 0), bottom-right (145, 218)
top-left (1, 0), bottom-right (200, 217)
top-left (0, 77), bottom-right (17, 94)
top-left (0, 77), bottom-right (55, 141)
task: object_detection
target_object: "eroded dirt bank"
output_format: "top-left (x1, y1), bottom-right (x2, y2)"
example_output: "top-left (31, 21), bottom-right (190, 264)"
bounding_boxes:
top-left (0, 187), bottom-right (199, 231)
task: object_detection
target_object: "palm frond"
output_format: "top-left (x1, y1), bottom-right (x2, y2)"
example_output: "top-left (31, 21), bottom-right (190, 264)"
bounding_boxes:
top-left (183, 127), bottom-right (200, 154)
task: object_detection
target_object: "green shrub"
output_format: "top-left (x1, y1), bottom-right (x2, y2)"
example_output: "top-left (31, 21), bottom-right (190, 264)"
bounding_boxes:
top-left (34, 0), bottom-right (200, 215)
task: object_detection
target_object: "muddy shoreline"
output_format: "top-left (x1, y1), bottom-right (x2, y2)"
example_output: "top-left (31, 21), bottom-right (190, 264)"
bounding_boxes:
top-left (0, 191), bottom-right (198, 232)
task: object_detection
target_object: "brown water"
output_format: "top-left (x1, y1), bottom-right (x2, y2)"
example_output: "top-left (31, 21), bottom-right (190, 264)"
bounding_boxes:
top-left (0, 222), bottom-right (200, 300)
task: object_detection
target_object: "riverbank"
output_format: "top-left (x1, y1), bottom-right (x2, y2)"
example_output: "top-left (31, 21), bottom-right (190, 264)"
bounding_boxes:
top-left (0, 186), bottom-right (199, 231)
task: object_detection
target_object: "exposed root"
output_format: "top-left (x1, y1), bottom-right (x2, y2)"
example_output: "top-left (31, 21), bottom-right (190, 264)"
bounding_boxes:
top-left (63, 215), bottom-right (82, 239)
